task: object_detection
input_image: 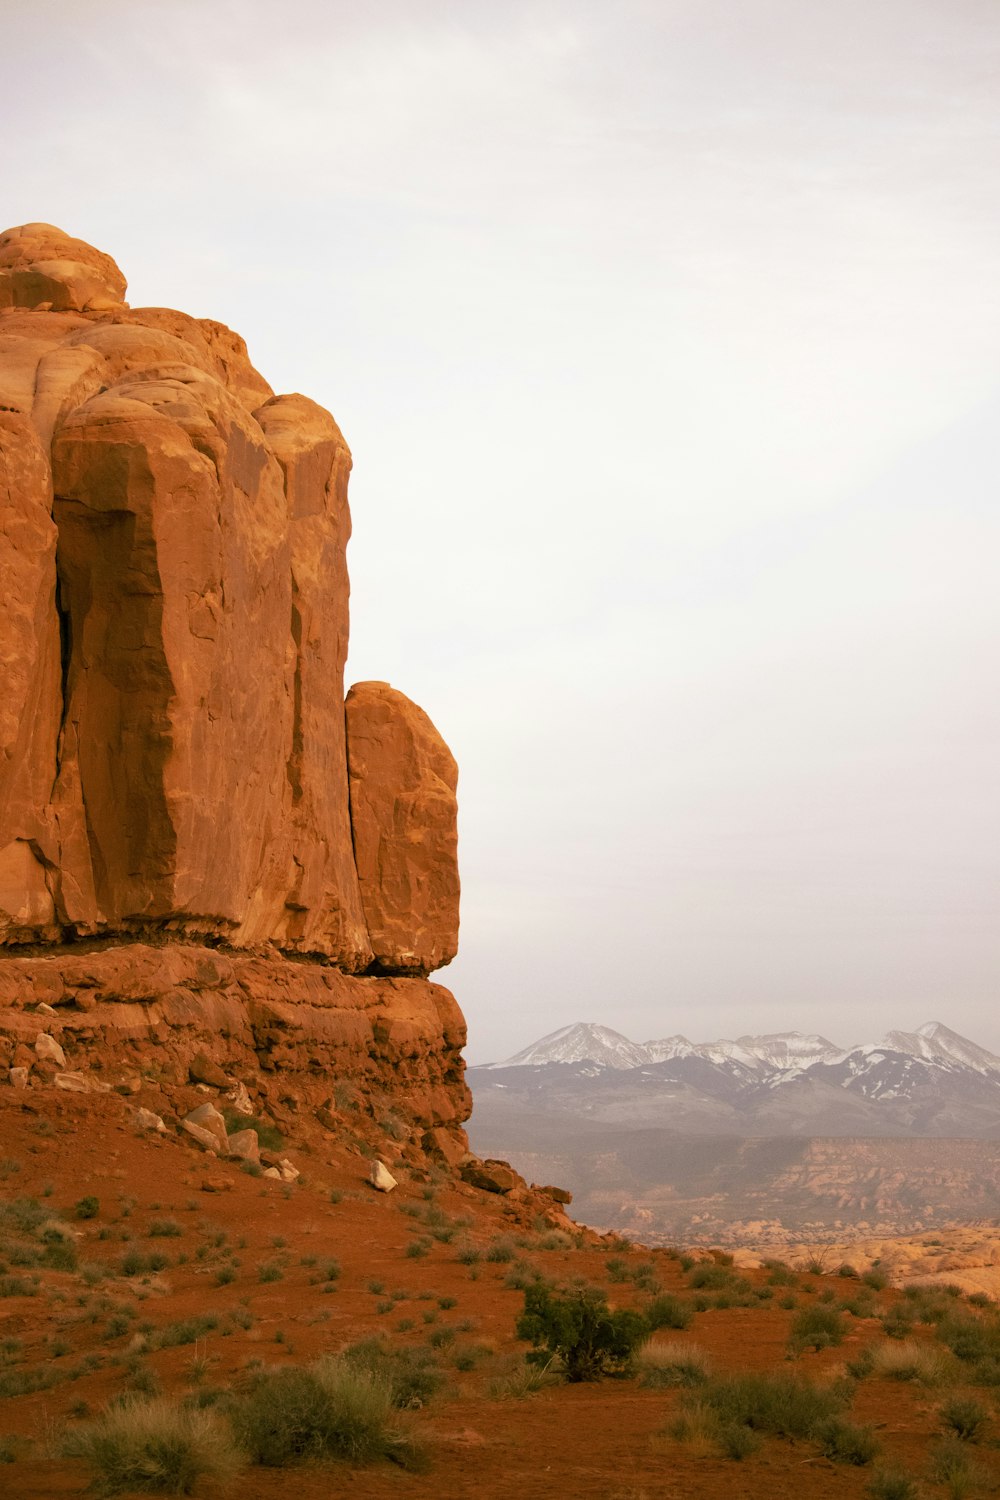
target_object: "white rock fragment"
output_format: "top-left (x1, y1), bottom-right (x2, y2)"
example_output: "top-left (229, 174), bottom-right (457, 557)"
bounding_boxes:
top-left (54, 1071), bottom-right (89, 1092)
top-left (135, 1107), bottom-right (167, 1133)
top-left (369, 1160), bottom-right (397, 1194)
top-left (9, 1067), bottom-right (29, 1089)
top-left (35, 1033), bottom-right (65, 1067)
top-left (262, 1167), bottom-right (282, 1180)
top-left (226, 1080), bottom-right (254, 1116)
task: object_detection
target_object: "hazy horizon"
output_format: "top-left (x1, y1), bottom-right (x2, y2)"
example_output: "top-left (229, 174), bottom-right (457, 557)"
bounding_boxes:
top-left (4, 0), bottom-right (998, 1064)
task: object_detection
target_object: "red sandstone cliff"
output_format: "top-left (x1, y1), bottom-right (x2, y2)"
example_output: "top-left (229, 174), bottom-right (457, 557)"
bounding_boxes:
top-left (0, 223), bottom-right (470, 1165)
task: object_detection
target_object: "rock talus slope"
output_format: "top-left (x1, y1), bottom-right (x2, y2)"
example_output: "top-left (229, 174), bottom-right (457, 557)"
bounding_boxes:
top-left (0, 223), bottom-right (469, 1161)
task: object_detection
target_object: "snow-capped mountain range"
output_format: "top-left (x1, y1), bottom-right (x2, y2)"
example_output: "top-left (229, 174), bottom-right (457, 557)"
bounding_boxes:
top-left (491, 1019), bottom-right (1000, 1086)
top-left (470, 1019), bottom-right (1000, 1138)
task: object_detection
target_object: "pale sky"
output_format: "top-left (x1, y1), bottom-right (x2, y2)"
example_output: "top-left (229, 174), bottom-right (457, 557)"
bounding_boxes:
top-left (4, 0), bottom-right (998, 1062)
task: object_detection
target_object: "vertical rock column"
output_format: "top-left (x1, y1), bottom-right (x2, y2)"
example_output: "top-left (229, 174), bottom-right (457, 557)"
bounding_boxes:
top-left (346, 681), bottom-right (459, 974)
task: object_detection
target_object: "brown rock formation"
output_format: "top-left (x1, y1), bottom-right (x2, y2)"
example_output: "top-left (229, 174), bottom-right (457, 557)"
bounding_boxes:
top-left (0, 223), bottom-right (469, 1159)
top-left (346, 681), bottom-right (460, 974)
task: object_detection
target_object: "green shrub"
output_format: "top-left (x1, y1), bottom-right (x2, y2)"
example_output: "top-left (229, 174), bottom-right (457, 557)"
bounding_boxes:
top-left (222, 1111), bottom-right (283, 1149)
top-left (484, 1237), bottom-right (516, 1264)
top-left (645, 1294), bottom-right (693, 1331)
top-left (880, 1305), bottom-right (915, 1340)
top-left (632, 1339), bottom-right (710, 1388)
top-left (148, 1219), bottom-right (183, 1239)
top-left (864, 1338), bottom-right (953, 1386)
top-left (60, 1396), bottom-right (242, 1494)
top-left (816, 1417), bottom-right (880, 1465)
top-left (516, 1281), bottom-right (647, 1382)
top-left (341, 1338), bottom-right (443, 1407)
top-left (789, 1304), bottom-right (846, 1353)
top-left (691, 1369), bottom-right (848, 1439)
top-left (865, 1467), bottom-right (920, 1500)
top-left (229, 1358), bottom-right (422, 1468)
top-left (75, 1196), bottom-right (100, 1220)
top-left (486, 1358), bottom-right (559, 1399)
top-left (119, 1249), bottom-right (168, 1278)
top-left (862, 1268), bottom-right (889, 1291)
top-left (928, 1435), bottom-right (987, 1498)
top-left (687, 1264), bottom-right (736, 1291)
top-left (940, 1395), bottom-right (989, 1442)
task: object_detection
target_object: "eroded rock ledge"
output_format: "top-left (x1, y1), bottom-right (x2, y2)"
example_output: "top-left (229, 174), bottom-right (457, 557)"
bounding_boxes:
top-left (0, 223), bottom-right (470, 1165)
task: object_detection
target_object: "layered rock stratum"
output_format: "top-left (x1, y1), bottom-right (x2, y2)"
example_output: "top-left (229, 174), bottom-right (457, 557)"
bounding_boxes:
top-left (0, 223), bottom-right (470, 1164)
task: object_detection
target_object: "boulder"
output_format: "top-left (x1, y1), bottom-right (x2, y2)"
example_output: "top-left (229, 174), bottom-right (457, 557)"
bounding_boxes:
top-left (188, 1052), bottom-right (229, 1088)
top-left (182, 1120), bottom-right (222, 1154)
top-left (35, 1032), bottom-right (65, 1067)
top-left (134, 1107), bottom-right (167, 1133)
top-left (533, 1183), bottom-right (574, 1205)
top-left (226, 1129), bottom-right (260, 1164)
top-left (9, 1066), bottom-right (28, 1088)
top-left (183, 1101), bottom-right (228, 1149)
top-left (461, 1158), bottom-right (520, 1195)
top-left (369, 1160), bottom-right (397, 1193)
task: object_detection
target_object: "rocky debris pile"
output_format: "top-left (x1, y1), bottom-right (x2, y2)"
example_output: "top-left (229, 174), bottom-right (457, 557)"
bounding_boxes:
top-left (0, 223), bottom-right (472, 1175)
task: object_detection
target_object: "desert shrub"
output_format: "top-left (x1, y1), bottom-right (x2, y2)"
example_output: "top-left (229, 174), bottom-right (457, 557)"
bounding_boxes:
top-left (228, 1358), bottom-right (422, 1468)
top-left (148, 1316), bottom-right (218, 1351)
top-left (666, 1399), bottom-right (761, 1461)
top-left (690, 1369), bottom-right (849, 1439)
top-left (880, 1305), bottom-right (915, 1339)
top-left (75, 1197), bottom-right (100, 1220)
top-left (940, 1396), bottom-right (989, 1442)
top-left (0, 1274), bottom-right (39, 1298)
top-left (838, 1263), bottom-right (860, 1280)
top-left (937, 1312), bottom-right (1000, 1365)
top-left (645, 1293), bottom-right (693, 1331)
top-left (865, 1338), bottom-right (954, 1386)
top-left (903, 1285), bottom-right (963, 1324)
top-left (632, 1339), bottom-right (710, 1388)
top-left (862, 1268), bottom-right (889, 1291)
top-left (484, 1237), bottom-right (517, 1264)
top-left (258, 1261), bottom-right (284, 1283)
top-left (60, 1396), bottom-right (242, 1495)
top-left (788, 1304), bottom-right (846, 1353)
top-left (486, 1358), bottom-right (559, 1399)
top-left (687, 1263), bottom-right (737, 1291)
top-left (605, 1257), bottom-right (629, 1282)
top-left (815, 1417), bottom-right (880, 1465)
top-left (119, 1249), bottom-right (168, 1277)
top-left (222, 1111), bottom-right (283, 1149)
top-left (148, 1219), bottom-right (183, 1239)
top-left (840, 1291), bottom-right (878, 1320)
top-left (516, 1281), bottom-right (647, 1382)
top-left (928, 1436), bottom-right (988, 1499)
top-left (341, 1338), bottom-right (443, 1407)
top-left (865, 1466), bottom-right (921, 1500)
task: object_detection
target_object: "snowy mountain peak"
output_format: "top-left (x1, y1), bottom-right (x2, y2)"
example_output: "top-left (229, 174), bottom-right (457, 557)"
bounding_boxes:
top-left (492, 1019), bottom-right (1000, 1086)
top-left (492, 1022), bottom-right (648, 1071)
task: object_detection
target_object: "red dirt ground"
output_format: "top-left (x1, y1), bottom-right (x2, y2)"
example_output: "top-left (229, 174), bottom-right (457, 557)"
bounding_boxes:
top-left (0, 1086), bottom-right (995, 1499)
